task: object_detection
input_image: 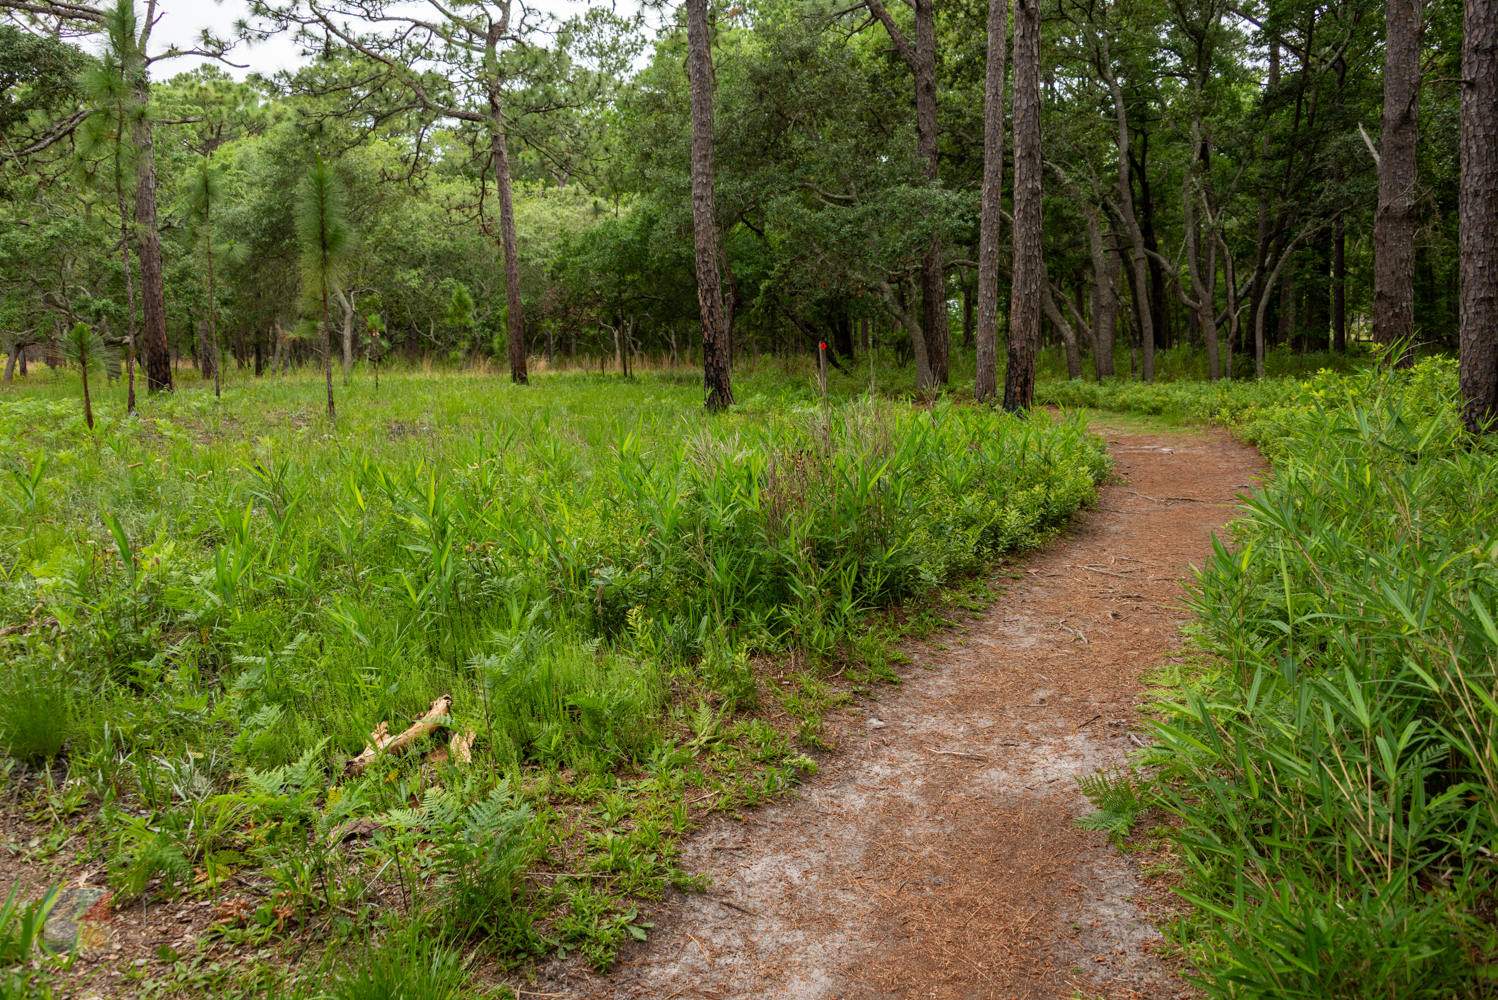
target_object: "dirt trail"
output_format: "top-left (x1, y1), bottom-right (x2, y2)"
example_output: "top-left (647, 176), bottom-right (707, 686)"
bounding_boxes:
top-left (568, 422), bottom-right (1266, 1000)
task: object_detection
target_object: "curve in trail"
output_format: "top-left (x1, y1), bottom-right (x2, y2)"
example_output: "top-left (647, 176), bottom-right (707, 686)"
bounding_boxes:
top-left (574, 423), bottom-right (1266, 1000)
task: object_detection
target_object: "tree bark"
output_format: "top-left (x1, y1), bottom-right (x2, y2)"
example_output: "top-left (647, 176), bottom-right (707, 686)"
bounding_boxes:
top-left (914, 0), bottom-right (948, 384)
top-left (687, 0), bottom-right (732, 409)
top-left (1182, 181), bottom-right (1221, 380)
top-left (489, 91), bottom-right (527, 385)
top-left (1373, 0), bottom-right (1421, 362)
top-left (1333, 216), bottom-right (1347, 352)
top-left (1096, 246), bottom-right (1120, 377)
top-left (132, 114), bottom-right (170, 393)
top-left (975, 0), bottom-right (1008, 403)
top-left (206, 200), bottom-right (220, 398)
top-left (1461, 0), bottom-right (1498, 431)
top-left (1094, 29), bottom-right (1156, 382)
top-left (1003, 0), bottom-right (1042, 412)
top-left (1219, 232), bottom-right (1238, 378)
top-left (117, 185), bottom-right (138, 413)
top-left (1042, 285), bottom-right (1082, 379)
top-left (322, 296), bottom-right (335, 420)
top-left (866, 0), bottom-right (947, 387)
top-left (878, 279), bottom-right (934, 389)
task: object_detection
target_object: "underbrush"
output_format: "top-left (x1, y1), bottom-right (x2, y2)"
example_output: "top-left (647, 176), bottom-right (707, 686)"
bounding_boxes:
top-left (0, 369), bottom-right (1107, 990)
top-left (1074, 357), bottom-right (1498, 996)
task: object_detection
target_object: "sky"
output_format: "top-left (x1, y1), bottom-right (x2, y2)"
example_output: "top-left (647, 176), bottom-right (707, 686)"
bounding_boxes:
top-left (133, 0), bottom-right (655, 81)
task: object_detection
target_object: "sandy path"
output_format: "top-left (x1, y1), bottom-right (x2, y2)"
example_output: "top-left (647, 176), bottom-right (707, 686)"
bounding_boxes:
top-left (549, 423), bottom-right (1267, 1000)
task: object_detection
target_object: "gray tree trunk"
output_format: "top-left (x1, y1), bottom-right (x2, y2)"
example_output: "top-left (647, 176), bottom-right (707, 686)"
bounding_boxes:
top-left (687, 0), bottom-right (732, 409)
top-left (1373, 0), bottom-right (1422, 362)
top-left (975, 0), bottom-right (1008, 403)
top-left (1003, 0), bottom-right (1042, 412)
top-left (1461, 0), bottom-right (1498, 431)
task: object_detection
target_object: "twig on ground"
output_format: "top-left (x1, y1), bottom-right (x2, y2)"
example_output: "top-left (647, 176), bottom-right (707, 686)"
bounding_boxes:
top-left (1078, 565), bottom-right (1136, 580)
top-left (714, 897), bottom-right (759, 916)
top-left (926, 748), bottom-right (990, 761)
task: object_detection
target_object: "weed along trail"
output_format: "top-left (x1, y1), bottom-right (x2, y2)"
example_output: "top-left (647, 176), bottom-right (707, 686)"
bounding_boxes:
top-left (580, 421), bottom-right (1266, 1000)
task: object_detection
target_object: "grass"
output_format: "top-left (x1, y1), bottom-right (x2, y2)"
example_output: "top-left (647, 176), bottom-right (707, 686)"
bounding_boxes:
top-left (0, 353), bottom-right (1109, 992)
top-left (1069, 354), bottom-right (1498, 996)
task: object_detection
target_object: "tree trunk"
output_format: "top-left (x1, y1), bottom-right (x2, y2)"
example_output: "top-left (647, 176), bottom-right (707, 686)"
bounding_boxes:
top-left (206, 203), bottom-right (221, 398)
top-left (132, 114), bottom-right (171, 394)
top-left (321, 295), bottom-right (335, 421)
top-left (1333, 217), bottom-right (1347, 352)
top-left (488, 92), bottom-right (527, 385)
top-left (1461, 0), bottom-right (1498, 431)
top-left (1003, 0), bottom-right (1042, 412)
top-left (687, 0), bottom-right (732, 409)
top-left (1096, 247), bottom-right (1120, 377)
top-left (867, 0), bottom-right (946, 388)
top-left (1094, 29), bottom-right (1156, 382)
top-left (878, 279), bottom-right (934, 389)
top-left (914, 0), bottom-right (948, 384)
top-left (1373, 0), bottom-right (1421, 362)
top-left (975, 0), bottom-right (1008, 403)
top-left (115, 182), bottom-right (138, 414)
top-left (1182, 180), bottom-right (1221, 380)
top-left (1042, 286), bottom-right (1082, 380)
top-left (81, 364), bottom-right (93, 430)
top-left (1219, 232), bottom-right (1238, 378)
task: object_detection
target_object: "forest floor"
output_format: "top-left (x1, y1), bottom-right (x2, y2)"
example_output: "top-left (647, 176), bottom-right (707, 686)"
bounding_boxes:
top-left (546, 416), bottom-right (1268, 1000)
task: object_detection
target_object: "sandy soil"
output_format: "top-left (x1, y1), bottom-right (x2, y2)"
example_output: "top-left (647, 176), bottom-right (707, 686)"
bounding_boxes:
top-left (554, 421), bottom-right (1268, 1000)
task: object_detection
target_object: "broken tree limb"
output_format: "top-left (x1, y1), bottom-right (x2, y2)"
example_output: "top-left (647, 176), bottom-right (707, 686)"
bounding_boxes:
top-left (343, 694), bottom-right (454, 777)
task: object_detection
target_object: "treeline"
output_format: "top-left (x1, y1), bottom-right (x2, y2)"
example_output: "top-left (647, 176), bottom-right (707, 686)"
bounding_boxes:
top-left (0, 0), bottom-right (1491, 405)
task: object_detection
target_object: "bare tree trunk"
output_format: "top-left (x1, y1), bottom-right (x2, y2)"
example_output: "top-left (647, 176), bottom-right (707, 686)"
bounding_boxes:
top-left (133, 115), bottom-right (171, 394)
top-left (1461, 0), bottom-right (1498, 431)
top-left (867, 0), bottom-right (946, 387)
top-left (489, 91), bottom-right (527, 385)
top-left (1097, 246), bottom-right (1120, 377)
top-left (115, 182), bottom-right (139, 413)
top-left (1182, 183), bottom-right (1221, 380)
top-left (1254, 223), bottom-right (1317, 375)
top-left (1042, 286), bottom-right (1082, 379)
top-left (206, 202), bottom-right (221, 398)
top-left (1093, 29), bottom-right (1155, 382)
top-left (1333, 216), bottom-right (1347, 352)
top-left (1003, 0), bottom-right (1042, 412)
top-left (914, 0), bottom-right (947, 384)
top-left (334, 286), bottom-right (357, 384)
top-left (878, 280), bottom-right (934, 390)
top-left (1219, 231), bottom-right (1239, 379)
top-left (975, 0), bottom-right (1008, 403)
top-left (321, 296), bottom-right (335, 420)
top-left (1373, 0), bottom-right (1421, 362)
top-left (687, 0), bottom-right (732, 409)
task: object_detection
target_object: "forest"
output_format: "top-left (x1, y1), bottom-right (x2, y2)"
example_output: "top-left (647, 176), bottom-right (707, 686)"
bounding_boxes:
top-left (0, 0), bottom-right (1496, 997)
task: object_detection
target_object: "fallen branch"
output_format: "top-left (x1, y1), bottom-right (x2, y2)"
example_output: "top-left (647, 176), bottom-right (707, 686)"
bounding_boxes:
top-left (343, 694), bottom-right (454, 777)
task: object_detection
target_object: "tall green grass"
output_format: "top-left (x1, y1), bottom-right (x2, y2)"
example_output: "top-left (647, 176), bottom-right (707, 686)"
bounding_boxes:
top-left (0, 364), bottom-right (1108, 973)
top-left (1076, 357), bottom-right (1498, 995)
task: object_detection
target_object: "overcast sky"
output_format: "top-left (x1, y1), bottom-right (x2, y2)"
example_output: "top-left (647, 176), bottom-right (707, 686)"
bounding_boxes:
top-left (134, 1), bottom-right (655, 80)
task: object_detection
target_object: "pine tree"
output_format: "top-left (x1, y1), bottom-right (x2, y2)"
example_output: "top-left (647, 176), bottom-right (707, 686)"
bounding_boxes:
top-left (295, 153), bottom-right (351, 421)
top-left (60, 322), bottom-right (112, 430)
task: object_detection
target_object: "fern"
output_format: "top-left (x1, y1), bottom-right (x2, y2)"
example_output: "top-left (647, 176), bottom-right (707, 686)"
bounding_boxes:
top-left (1074, 768), bottom-right (1152, 841)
